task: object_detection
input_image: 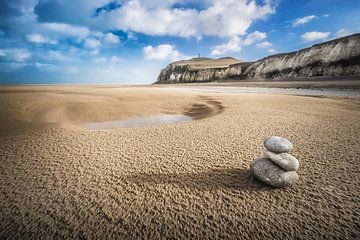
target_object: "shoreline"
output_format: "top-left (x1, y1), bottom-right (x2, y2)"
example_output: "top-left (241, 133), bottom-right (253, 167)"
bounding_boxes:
top-left (1, 77), bottom-right (360, 88)
top-left (167, 86), bottom-right (360, 98)
top-left (154, 79), bottom-right (360, 89)
top-left (1, 80), bottom-right (360, 98)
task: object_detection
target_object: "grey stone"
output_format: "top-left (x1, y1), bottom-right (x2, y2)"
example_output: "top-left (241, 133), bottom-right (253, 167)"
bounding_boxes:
top-left (264, 136), bottom-right (293, 153)
top-left (263, 149), bottom-right (299, 171)
top-left (250, 157), bottom-right (298, 188)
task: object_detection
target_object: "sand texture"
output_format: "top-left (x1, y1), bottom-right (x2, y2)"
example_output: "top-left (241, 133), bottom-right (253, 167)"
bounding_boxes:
top-left (0, 85), bottom-right (359, 239)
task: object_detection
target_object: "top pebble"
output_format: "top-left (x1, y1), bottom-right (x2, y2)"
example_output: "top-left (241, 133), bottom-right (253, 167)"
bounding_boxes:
top-left (264, 136), bottom-right (293, 153)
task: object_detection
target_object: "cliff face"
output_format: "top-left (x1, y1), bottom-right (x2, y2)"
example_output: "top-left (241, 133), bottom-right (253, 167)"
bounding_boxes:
top-left (156, 34), bottom-right (360, 83)
top-left (156, 57), bottom-right (244, 83)
top-left (245, 34), bottom-right (360, 79)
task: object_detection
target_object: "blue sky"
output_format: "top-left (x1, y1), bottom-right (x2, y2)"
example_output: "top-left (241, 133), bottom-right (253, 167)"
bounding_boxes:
top-left (0, 0), bottom-right (359, 84)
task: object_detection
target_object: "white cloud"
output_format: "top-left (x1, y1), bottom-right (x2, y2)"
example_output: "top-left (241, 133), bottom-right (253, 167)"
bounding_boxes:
top-left (48, 50), bottom-right (69, 61)
top-left (109, 56), bottom-right (122, 63)
top-left (322, 14), bottom-right (329, 18)
top-left (301, 31), bottom-right (330, 42)
top-left (96, 0), bottom-right (275, 38)
top-left (293, 15), bottom-right (316, 27)
top-left (211, 31), bottom-right (266, 55)
top-left (35, 62), bottom-right (52, 68)
top-left (84, 38), bottom-right (102, 49)
top-left (143, 44), bottom-right (188, 61)
top-left (34, 62), bottom-right (78, 74)
top-left (0, 62), bottom-right (29, 72)
top-left (26, 33), bottom-right (57, 44)
top-left (34, 62), bottom-right (59, 72)
top-left (104, 33), bottom-right (120, 44)
top-left (0, 48), bottom-right (31, 62)
top-left (268, 48), bottom-right (276, 53)
top-left (243, 31), bottom-right (267, 45)
top-left (335, 29), bottom-right (353, 38)
top-left (211, 36), bottom-right (242, 55)
top-left (126, 31), bottom-right (137, 40)
top-left (39, 23), bottom-right (119, 50)
top-left (89, 49), bottom-right (100, 56)
top-left (94, 57), bottom-right (107, 63)
top-left (42, 23), bottom-right (91, 39)
top-left (256, 41), bottom-right (272, 48)
top-left (46, 47), bottom-right (105, 63)
top-left (94, 56), bottom-right (122, 63)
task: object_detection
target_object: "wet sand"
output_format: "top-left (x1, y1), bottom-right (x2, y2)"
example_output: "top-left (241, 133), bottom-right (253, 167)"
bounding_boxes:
top-left (166, 79), bottom-right (360, 89)
top-left (0, 85), bottom-right (359, 239)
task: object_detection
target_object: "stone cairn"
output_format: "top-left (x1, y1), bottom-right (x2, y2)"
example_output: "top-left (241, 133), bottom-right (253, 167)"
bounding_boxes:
top-left (250, 136), bottom-right (299, 188)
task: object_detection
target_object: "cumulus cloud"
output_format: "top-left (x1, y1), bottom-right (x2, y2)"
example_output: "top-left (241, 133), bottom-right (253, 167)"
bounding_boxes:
top-left (104, 33), bottom-right (120, 44)
top-left (143, 44), bottom-right (189, 61)
top-left (211, 36), bottom-right (242, 55)
top-left (84, 38), bottom-right (102, 49)
top-left (95, 0), bottom-right (275, 38)
top-left (94, 56), bottom-right (122, 63)
top-left (335, 29), bottom-right (353, 38)
top-left (256, 41), bottom-right (272, 48)
top-left (94, 57), bottom-right (107, 63)
top-left (211, 31), bottom-right (266, 55)
top-left (293, 15), bottom-right (316, 27)
top-left (34, 62), bottom-right (60, 72)
top-left (26, 33), bottom-right (57, 44)
top-left (45, 47), bottom-right (98, 62)
top-left (48, 50), bottom-right (69, 61)
top-left (301, 31), bottom-right (330, 42)
top-left (41, 22), bottom-right (91, 39)
top-left (243, 31), bottom-right (267, 45)
top-left (0, 48), bottom-right (31, 62)
top-left (0, 62), bottom-right (29, 72)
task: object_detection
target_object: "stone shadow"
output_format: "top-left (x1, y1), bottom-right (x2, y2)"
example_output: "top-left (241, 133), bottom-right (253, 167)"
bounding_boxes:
top-left (125, 168), bottom-right (272, 192)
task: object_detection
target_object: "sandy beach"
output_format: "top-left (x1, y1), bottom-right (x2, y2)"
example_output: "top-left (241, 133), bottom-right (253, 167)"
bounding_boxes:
top-left (0, 85), bottom-right (359, 239)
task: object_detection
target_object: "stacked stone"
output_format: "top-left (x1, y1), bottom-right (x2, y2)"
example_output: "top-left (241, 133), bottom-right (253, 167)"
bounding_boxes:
top-left (250, 136), bottom-right (300, 188)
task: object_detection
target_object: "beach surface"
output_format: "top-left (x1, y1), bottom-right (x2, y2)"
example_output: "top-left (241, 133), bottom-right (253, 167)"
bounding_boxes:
top-left (0, 85), bottom-right (359, 239)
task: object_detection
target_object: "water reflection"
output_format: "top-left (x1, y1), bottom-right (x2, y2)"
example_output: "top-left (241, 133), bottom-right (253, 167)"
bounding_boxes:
top-left (82, 114), bottom-right (192, 129)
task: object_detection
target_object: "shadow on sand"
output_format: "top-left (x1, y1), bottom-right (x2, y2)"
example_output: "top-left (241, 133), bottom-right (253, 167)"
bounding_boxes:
top-left (183, 96), bottom-right (225, 120)
top-left (125, 168), bottom-right (273, 192)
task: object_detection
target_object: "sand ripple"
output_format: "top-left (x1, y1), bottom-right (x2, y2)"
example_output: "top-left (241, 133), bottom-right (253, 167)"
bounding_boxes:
top-left (0, 86), bottom-right (359, 239)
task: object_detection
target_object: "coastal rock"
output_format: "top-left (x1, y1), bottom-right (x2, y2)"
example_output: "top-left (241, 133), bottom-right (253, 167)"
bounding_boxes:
top-left (263, 149), bottom-right (299, 171)
top-left (244, 33), bottom-right (360, 79)
top-left (156, 34), bottom-right (360, 83)
top-left (264, 136), bottom-right (293, 153)
top-left (156, 57), bottom-right (243, 84)
top-left (250, 158), bottom-right (299, 188)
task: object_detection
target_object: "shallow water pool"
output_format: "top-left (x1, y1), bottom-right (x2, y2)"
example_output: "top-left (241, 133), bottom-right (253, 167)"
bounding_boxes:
top-left (82, 113), bottom-right (192, 129)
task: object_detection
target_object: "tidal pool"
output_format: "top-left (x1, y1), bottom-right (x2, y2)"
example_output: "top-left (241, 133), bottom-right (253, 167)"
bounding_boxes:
top-left (82, 114), bottom-right (192, 129)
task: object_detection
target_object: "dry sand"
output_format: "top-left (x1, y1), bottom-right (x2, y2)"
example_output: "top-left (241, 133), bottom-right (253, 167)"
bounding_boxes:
top-left (0, 85), bottom-right (359, 239)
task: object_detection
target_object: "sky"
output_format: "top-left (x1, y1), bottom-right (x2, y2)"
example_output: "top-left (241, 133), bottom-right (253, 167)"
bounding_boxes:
top-left (0, 0), bottom-right (359, 84)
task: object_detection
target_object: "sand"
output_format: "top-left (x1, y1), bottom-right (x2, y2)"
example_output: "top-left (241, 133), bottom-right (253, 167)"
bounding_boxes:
top-left (0, 85), bottom-right (359, 239)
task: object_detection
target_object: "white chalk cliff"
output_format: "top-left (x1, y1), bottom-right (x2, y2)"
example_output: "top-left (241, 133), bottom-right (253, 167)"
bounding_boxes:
top-left (156, 34), bottom-right (360, 83)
